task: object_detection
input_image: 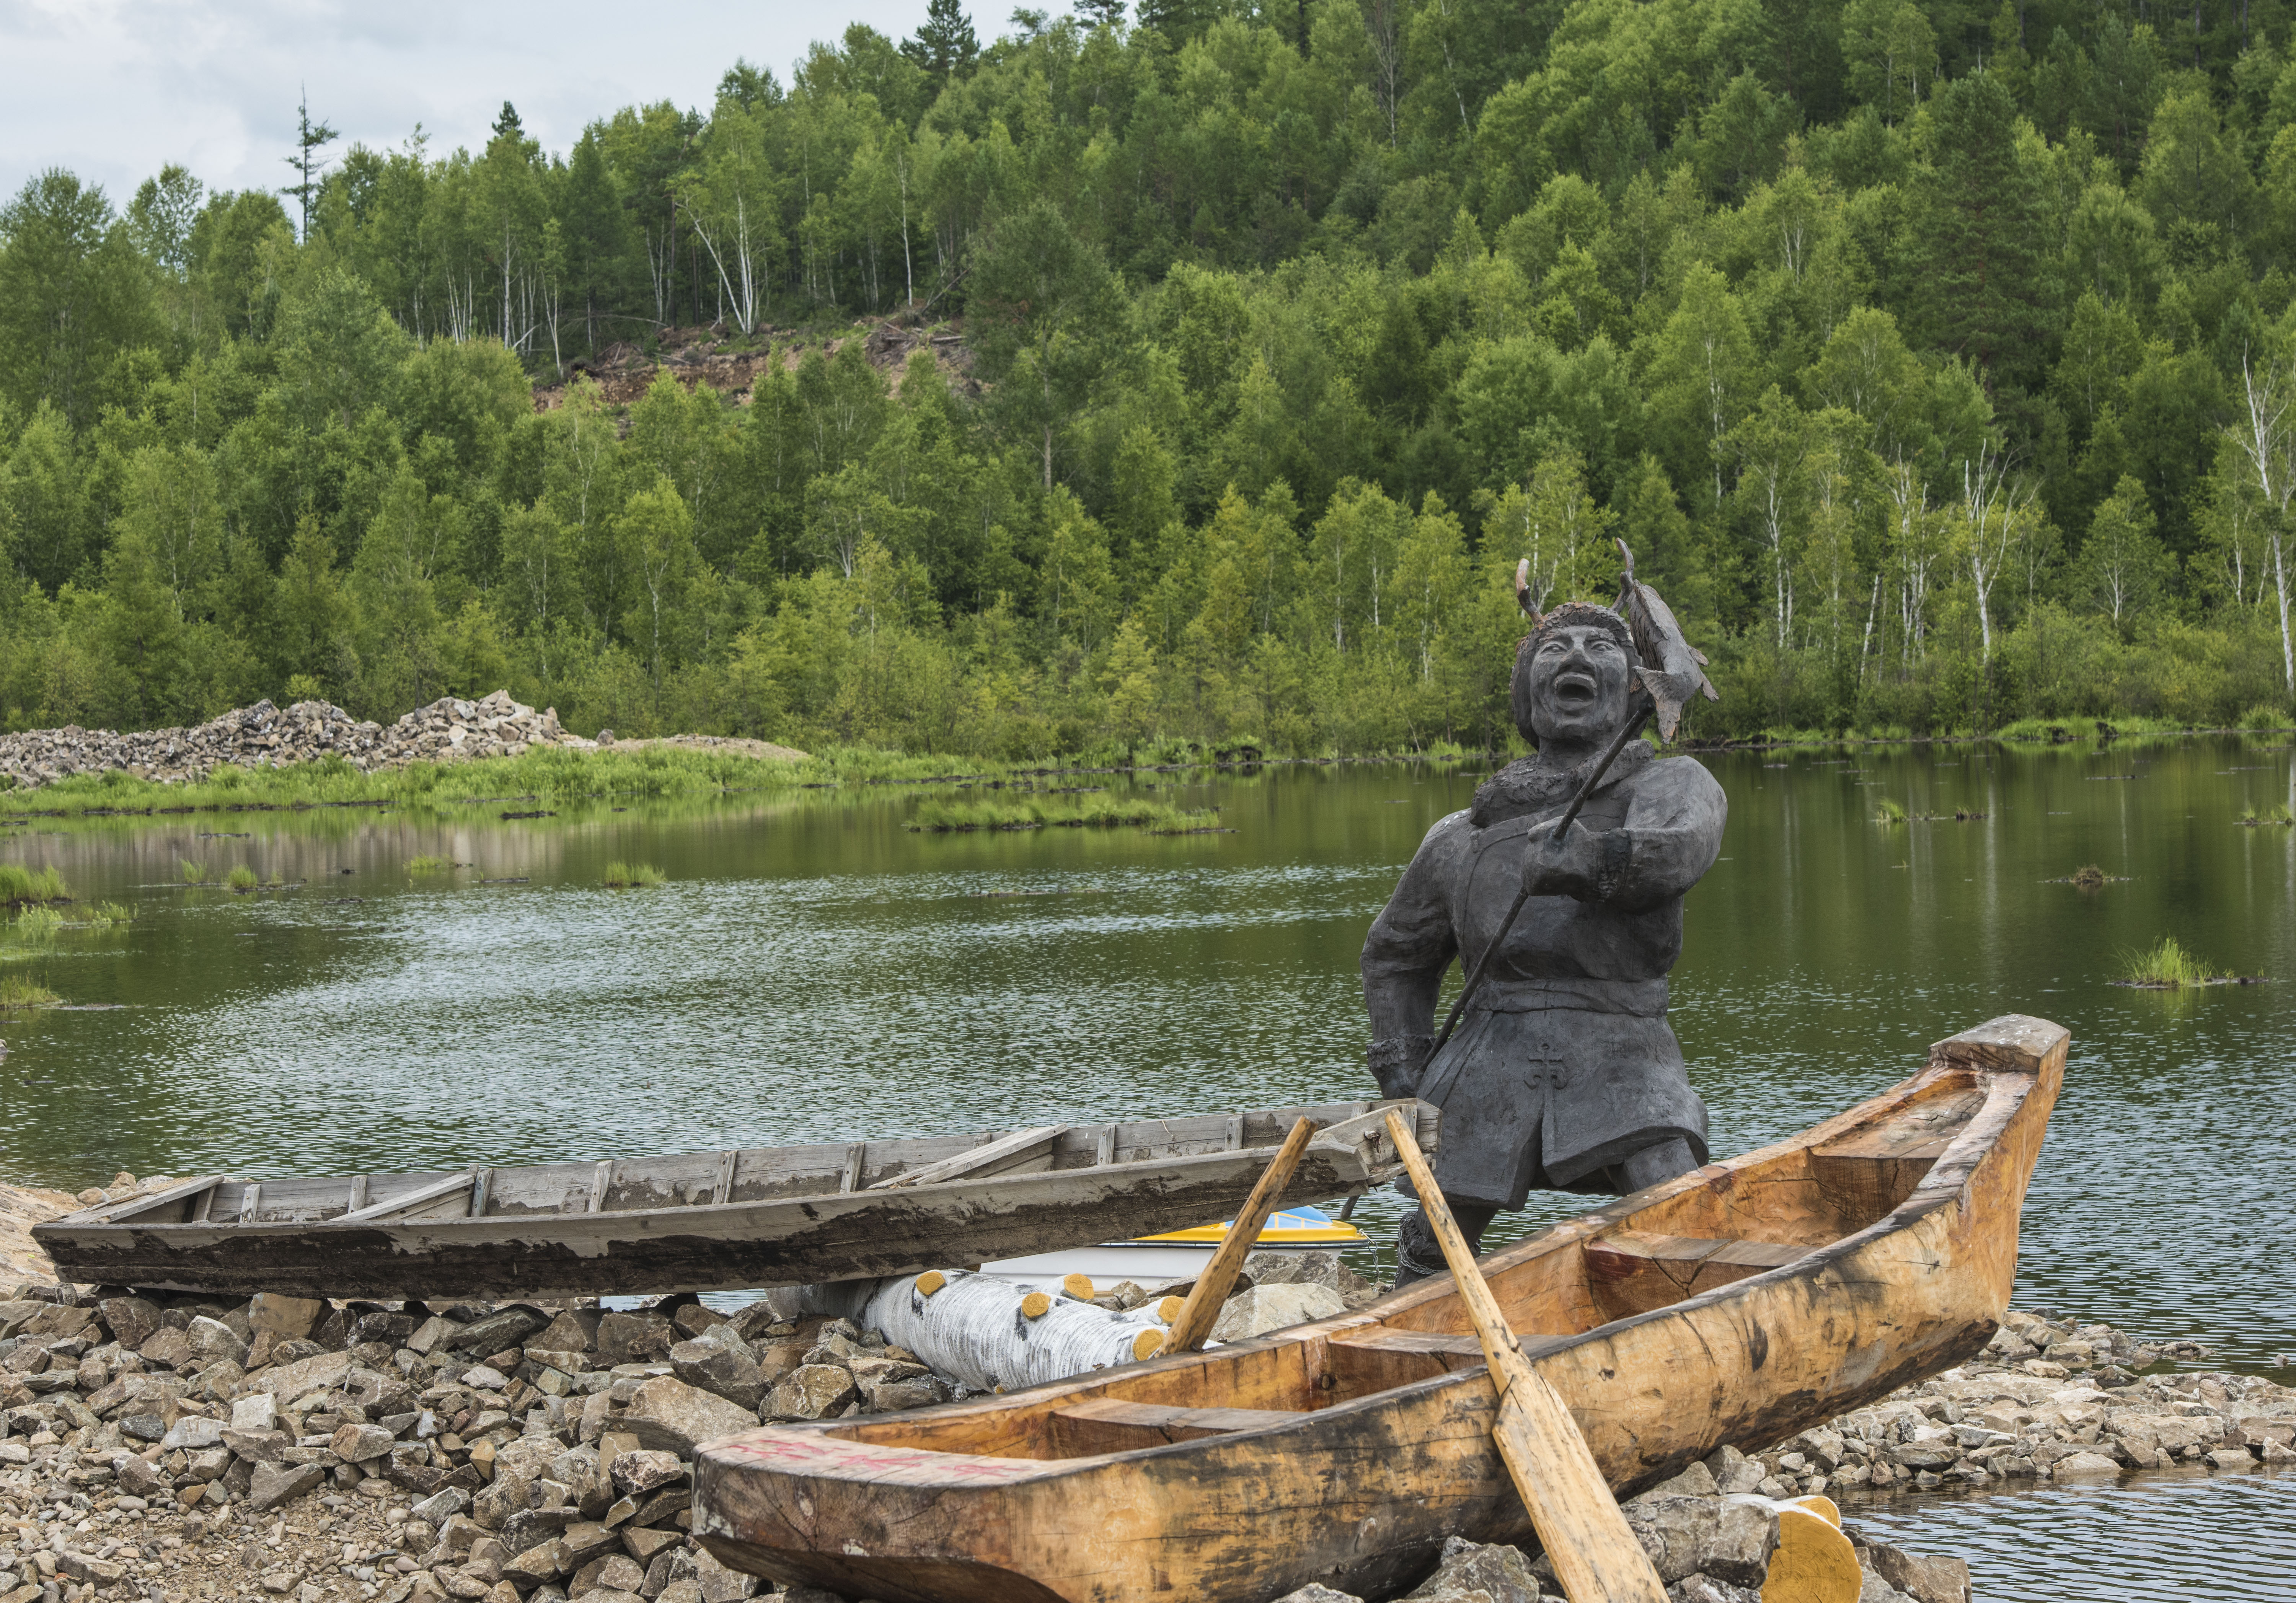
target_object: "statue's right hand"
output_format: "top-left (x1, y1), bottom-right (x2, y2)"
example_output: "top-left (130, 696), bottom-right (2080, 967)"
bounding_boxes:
top-left (1368, 1034), bottom-right (1433, 1100)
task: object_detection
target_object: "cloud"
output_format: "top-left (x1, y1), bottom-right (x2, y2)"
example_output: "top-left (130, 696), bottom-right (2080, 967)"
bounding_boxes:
top-left (0, 0), bottom-right (933, 211)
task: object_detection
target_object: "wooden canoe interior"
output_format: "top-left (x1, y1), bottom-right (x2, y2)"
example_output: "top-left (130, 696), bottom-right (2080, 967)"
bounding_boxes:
top-left (56, 1101), bottom-right (1389, 1231)
top-left (797, 1064), bottom-right (1993, 1462)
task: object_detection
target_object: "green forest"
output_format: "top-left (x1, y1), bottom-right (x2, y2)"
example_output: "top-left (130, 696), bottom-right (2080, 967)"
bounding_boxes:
top-left (4, 0), bottom-right (2296, 759)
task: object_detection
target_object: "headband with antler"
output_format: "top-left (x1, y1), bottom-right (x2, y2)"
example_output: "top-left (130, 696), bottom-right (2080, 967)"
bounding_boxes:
top-left (1510, 545), bottom-right (1719, 742)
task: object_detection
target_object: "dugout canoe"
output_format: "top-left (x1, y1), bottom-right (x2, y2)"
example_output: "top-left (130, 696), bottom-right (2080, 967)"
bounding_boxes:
top-left (31, 1099), bottom-right (1436, 1301)
top-left (691, 1013), bottom-right (2067, 1603)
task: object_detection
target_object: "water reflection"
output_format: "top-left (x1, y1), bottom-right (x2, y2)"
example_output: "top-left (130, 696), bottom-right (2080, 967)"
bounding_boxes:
top-left (0, 738), bottom-right (2290, 1382)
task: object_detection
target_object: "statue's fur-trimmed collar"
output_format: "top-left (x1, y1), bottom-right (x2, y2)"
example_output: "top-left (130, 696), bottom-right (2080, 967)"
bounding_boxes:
top-left (1469, 740), bottom-right (1653, 829)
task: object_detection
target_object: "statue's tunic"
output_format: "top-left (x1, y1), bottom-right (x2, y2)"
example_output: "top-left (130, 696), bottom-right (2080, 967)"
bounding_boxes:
top-left (1361, 746), bottom-right (1728, 1206)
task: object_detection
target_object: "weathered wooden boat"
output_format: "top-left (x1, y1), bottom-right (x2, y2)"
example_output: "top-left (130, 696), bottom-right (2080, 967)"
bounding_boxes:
top-left (692, 1014), bottom-right (2066, 1603)
top-left (31, 1100), bottom-right (1435, 1301)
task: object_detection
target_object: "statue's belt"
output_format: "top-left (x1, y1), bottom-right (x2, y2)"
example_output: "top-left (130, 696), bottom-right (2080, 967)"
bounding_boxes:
top-left (1416, 982), bottom-right (1668, 1106)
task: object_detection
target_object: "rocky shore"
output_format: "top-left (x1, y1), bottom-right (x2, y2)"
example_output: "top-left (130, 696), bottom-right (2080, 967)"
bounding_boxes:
top-left (0, 694), bottom-right (588, 792)
top-left (0, 1189), bottom-right (2276, 1603)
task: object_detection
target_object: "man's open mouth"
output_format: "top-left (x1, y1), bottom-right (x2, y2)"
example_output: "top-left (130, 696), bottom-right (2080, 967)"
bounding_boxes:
top-left (1551, 670), bottom-right (1598, 712)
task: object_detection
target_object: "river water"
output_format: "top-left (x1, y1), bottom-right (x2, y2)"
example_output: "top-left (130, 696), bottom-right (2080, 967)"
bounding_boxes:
top-left (1, 735), bottom-right (2290, 1597)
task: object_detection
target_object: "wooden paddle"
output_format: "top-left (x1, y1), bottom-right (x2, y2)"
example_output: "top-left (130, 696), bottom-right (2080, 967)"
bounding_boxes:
top-left (1160, 1116), bottom-right (1316, 1354)
top-left (1382, 1109), bottom-right (1667, 1603)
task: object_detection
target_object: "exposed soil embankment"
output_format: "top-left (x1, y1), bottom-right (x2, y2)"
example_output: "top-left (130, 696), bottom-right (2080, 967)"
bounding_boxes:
top-left (530, 319), bottom-right (977, 415)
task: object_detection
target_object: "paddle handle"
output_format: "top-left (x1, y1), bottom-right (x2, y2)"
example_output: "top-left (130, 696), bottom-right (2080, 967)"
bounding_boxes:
top-left (1162, 1116), bottom-right (1316, 1354)
top-left (1382, 1110), bottom-right (1667, 1603)
top-left (1427, 703), bottom-right (1653, 1058)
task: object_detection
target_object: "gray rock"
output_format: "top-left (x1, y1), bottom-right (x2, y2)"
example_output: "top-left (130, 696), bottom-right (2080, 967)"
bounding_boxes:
top-left (1406, 1536), bottom-right (1542, 1603)
top-left (450, 1307), bottom-right (548, 1355)
top-left (624, 1376), bottom-right (760, 1455)
top-left (247, 1294), bottom-right (326, 1340)
top-left (1866, 1544), bottom-right (1971, 1603)
top-left (1668, 1577), bottom-right (1762, 1603)
top-left (185, 1315), bottom-right (248, 1367)
top-left (159, 1416), bottom-right (223, 1451)
top-left (1207, 1284), bottom-right (1347, 1342)
top-left (411, 1487), bottom-right (471, 1526)
top-left (501, 1507), bottom-right (581, 1556)
top-left (97, 1296), bottom-right (163, 1350)
top-left (596, 1311), bottom-right (679, 1366)
top-left (229, 1392), bottom-right (279, 1432)
top-left (472, 1468), bottom-right (533, 1531)
top-left (671, 1337), bottom-right (766, 1411)
top-left (1271, 1588), bottom-right (1365, 1603)
top-left (331, 1421), bottom-right (396, 1462)
top-left (1640, 1461), bottom-right (1718, 1499)
top-left (1619, 1495), bottom-right (1776, 1587)
top-left (610, 1449), bottom-right (690, 1496)
top-left (1702, 1445), bottom-right (1766, 1496)
top-left (531, 1310), bottom-right (600, 1354)
top-left (113, 1454), bottom-right (165, 1497)
top-left (246, 1460), bottom-right (327, 1511)
top-left (690, 1546), bottom-right (763, 1601)
top-left (2048, 1451), bottom-right (2122, 1478)
top-left (766, 1364), bottom-right (859, 1422)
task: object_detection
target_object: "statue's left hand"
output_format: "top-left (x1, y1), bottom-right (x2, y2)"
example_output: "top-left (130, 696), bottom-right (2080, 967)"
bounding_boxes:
top-left (1520, 818), bottom-right (1603, 900)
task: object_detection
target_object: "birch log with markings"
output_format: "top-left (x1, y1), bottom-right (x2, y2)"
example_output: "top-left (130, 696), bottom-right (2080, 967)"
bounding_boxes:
top-left (803, 1271), bottom-right (1171, 1393)
top-left (1383, 1109), bottom-right (1669, 1603)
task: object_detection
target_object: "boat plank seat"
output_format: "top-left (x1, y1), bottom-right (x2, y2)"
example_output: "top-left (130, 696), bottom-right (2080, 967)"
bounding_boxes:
top-left (1048, 1398), bottom-right (1302, 1457)
top-left (1587, 1230), bottom-right (1810, 1319)
top-left (1323, 1326), bottom-right (1576, 1396)
top-left (1810, 1084), bottom-right (1988, 1223)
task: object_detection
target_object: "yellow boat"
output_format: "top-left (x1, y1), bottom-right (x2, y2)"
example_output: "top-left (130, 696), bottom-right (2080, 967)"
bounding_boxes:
top-left (978, 1204), bottom-right (1368, 1290)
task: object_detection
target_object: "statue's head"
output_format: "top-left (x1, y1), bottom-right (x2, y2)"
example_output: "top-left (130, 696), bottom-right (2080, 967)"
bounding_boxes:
top-left (1511, 602), bottom-right (1637, 749)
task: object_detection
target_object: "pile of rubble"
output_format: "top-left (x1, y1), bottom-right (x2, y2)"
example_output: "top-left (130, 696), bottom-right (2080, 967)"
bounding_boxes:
top-left (0, 1276), bottom-right (843, 1603)
top-left (0, 693), bottom-right (589, 792)
top-left (1, 1175), bottom-right (2268, 1603)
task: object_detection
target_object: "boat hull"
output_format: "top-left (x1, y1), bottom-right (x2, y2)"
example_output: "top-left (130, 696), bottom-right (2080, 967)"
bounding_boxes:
top-left (34, 1102), bottom-right (1431, 1301)
top-left (692, 1016), bottom-right (2065, 1603)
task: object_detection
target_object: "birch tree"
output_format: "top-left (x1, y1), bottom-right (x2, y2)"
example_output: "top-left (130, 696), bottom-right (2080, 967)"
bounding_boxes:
top-left (2232, 345), bottom-right (2296, 700)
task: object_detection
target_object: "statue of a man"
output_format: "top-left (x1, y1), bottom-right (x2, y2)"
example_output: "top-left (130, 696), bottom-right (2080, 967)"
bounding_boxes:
top-left (1361, 601), bottom-right (1728, 1285)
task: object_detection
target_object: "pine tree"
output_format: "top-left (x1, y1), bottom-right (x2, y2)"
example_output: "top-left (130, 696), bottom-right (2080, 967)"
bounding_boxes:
top-left (492, 102), bottom-right (524, 141)
top-left (900, 0), bottom-right (980, 81)
top-left (279, 88), bottom-right (339, 242)
top-left (1073, 0), bottom-right (1127, 27)
top-left (1919, 72), bottom-right (2051, 388)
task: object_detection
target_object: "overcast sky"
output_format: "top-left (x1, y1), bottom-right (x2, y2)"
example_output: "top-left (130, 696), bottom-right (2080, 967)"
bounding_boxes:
top-left (0, 0), bottom-right (954, 212)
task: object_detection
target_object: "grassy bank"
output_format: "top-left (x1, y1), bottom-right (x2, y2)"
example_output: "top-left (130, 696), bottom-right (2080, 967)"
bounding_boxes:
top-left (0, 743), bottom-right (996, 816)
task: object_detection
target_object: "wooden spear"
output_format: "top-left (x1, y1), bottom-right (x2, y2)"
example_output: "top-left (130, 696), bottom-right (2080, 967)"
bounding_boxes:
top-left (1381, 1108), bottom-right (1667, 1603)
top-left (1159, 1116), bottom-right (1316, 1354)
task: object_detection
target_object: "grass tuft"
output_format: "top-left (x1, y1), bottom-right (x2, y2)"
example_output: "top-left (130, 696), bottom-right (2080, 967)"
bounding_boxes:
top-left (225, 865), bottom-right (258, 893)
top-left (911, 797), bottom-right (1197, 832)
top-left (602, 861), bottom-right (666, 888)
top-left (2236, 803), bottom-right (2295, 826)
top-left (1872, 798), bottom-right (1908, 824)
top-left (405, 855), bottom-right (452, 874)
top-left (180, 860), bottom-right (206, 885)
top-left (2117, 936), bottom-right (2230, 988)
top-left (0, 975), bottom-right (59, 1009)
top-left (2072, 864), bottom-right (2107, 890)
top-left (11, 906), bottom-right (65, 941)
top-left (0, 865), bottom-right (69, 906)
